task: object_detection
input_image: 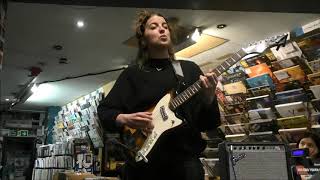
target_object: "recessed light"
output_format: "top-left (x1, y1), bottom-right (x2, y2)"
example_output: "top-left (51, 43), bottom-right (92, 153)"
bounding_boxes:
top-left (77, 20), bottom-right (84, 28)
top-left (53, 44), bottom-right (63, 51)
top-left (59, 57), bottom-right (68, 64)
top-left (217, 24), bottom-right (227, 29)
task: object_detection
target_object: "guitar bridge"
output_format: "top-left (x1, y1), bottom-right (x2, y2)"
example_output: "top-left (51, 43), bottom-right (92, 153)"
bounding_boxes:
top-left (160, 106), bottom-right (168, 121)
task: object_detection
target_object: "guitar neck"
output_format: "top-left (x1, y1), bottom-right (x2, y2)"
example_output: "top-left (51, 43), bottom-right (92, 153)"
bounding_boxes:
top-left (169, 49), bottom-right (247, 111)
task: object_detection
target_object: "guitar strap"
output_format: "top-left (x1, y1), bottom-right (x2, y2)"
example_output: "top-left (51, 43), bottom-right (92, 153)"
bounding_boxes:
top-left (171, 60), bottom-right (201, 134)
top-left (171, 60), bottom-right (184, 81)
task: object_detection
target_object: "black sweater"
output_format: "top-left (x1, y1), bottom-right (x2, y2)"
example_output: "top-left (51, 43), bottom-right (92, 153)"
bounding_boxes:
top-left (97, 59), bottom-right (220, 161)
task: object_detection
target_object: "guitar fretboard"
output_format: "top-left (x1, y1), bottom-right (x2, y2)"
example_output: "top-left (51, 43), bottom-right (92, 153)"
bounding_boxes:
top-left (169, 49), bottom-right (247, 110)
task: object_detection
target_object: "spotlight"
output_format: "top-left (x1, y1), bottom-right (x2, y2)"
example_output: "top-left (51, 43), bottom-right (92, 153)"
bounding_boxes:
top-left (77, 20), bottom-right (84, 28)
top-left (191, 28), bottom-right (202, 42)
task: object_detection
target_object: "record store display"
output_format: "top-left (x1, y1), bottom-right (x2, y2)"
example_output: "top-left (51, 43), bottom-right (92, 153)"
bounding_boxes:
top-left (217, 31), bottom-right (320, 146)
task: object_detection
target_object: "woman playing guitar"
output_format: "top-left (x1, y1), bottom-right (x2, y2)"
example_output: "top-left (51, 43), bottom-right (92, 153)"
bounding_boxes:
top-left (98, 10), bottom-right (220, 180)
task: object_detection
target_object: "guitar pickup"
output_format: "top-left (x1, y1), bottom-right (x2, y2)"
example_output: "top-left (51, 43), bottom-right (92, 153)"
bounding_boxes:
top-left (160, 106), bottom-right (168, 121)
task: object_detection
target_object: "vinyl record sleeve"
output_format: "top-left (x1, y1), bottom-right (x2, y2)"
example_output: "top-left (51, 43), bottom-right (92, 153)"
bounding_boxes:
top-left (246, 73), bottom-right (275, 89)
top-left (273, 65), bottom-right (305, 83)
top-left (223, 81), bottom-right (247, 95)
top-left (278, 127), bottom-right (307, 143)
top-left (248, 108), bottom-right (276, 120)
top-left (275, 101), bottom-right (307, 118)
top-left (276, 115), bottom-right (309, 129)
top-left (246, 95), bottom-right (273, 109)
top-left (310, 85), bottom-right (320, 99)
top-left (308, 72), bottom-right (320, 85)
top-left (249, 119), bottom-right (275, 132)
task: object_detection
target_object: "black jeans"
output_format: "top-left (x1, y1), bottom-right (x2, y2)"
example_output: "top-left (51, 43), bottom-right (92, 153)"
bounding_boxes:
top-left (121, 157), bottom-right (204, 180)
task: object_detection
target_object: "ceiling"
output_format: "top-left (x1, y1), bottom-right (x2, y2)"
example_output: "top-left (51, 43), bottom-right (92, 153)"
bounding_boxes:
top-left (0, 1), bottom-right (319, 110)
top-left (9, 0), bottom-right (320, 13)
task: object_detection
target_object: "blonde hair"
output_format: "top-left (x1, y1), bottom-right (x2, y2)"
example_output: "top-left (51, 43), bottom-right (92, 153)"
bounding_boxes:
top-left (133, 10), bottom-right (176, 67)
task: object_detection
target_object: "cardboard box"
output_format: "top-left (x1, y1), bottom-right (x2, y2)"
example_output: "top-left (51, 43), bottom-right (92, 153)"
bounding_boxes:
top-left (85, 177), bottom-right (119, 180)
top-left (54, 172), bottom-right (96, 180)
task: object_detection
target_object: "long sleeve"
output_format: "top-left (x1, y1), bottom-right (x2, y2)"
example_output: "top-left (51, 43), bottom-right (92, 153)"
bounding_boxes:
top-left (179, 61), bottom-right (221, 132)
top-left (97, 59), bottom-right (221, 159)
top-left (97, 68), bottom-right (131, 132)
top-left (191, 62), bottom-right (221, 131)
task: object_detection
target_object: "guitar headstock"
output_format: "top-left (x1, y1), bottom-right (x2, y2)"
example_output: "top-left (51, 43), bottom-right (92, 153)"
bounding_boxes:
top-left (243, 33), bottom-right (290, 55)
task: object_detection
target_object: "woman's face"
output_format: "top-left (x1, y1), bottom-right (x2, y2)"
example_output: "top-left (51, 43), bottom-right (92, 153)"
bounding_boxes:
top-left (299, 137), bottom-right (319, 159)
top-left (143, 15), bottom-right (171, 49)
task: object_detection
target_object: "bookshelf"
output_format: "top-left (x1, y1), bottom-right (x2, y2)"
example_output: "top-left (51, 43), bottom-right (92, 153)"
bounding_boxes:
top-left (216, 27), bottom-right (320, 148)
top-left (32, 142), bottom-right (74, 180)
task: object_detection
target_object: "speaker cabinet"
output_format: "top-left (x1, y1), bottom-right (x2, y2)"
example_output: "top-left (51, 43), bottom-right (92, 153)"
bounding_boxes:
top-left (218, 142), bottom-right (292, 180)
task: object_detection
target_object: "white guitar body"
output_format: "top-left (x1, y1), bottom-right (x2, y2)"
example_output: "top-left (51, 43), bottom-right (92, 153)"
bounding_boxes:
top-left (135, 93), bottom-right (183, 162)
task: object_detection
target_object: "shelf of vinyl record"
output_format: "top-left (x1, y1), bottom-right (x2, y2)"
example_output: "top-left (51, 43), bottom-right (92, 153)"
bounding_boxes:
top-left (32, 142), bottom-right (74, 180)
top-left (216, 26), bottom-right (320, 146)
top-left (52, 87), bottom-right (105, 149)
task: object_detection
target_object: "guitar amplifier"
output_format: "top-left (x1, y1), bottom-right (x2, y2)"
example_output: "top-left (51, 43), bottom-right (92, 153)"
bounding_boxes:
top-left (218, 142), bottom-right (292, 180)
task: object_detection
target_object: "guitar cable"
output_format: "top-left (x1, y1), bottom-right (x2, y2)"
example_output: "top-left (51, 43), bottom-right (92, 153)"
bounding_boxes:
top-left (108, 138), bottom-right (136, 154)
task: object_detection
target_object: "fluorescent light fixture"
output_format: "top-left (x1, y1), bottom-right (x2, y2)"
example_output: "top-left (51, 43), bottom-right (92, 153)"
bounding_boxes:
top-left (191, 28), bottom-right (201, 42)
top-left (31, 84), bottom-right (39, 93)
top-left (27, 83), bottom-right (54, 102)
top-left (12, 77), bottom-right (37, 106)
top-left (77, 20), bottom-right (84, 28)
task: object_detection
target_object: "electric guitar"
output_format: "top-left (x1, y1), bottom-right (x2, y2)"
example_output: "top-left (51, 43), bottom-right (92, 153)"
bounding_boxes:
top-left (123, 34), bottom-right (289, 163)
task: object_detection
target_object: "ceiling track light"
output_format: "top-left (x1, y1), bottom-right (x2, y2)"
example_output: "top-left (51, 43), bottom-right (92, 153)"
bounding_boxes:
top-left (191, 27), bottom-right (202, 42)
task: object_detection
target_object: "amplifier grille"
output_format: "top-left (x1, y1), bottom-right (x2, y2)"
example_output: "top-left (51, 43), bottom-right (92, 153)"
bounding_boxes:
top-left (222, 144), bottom-right (289, 180)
